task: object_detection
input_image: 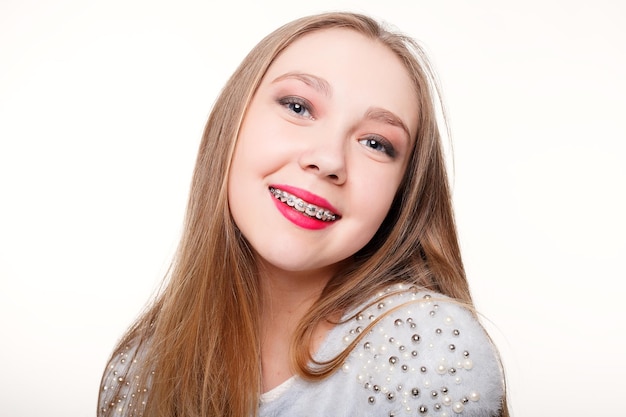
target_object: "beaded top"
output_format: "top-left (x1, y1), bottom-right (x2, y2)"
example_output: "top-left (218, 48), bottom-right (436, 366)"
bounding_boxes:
top-left (99, 283), bottom-right (504, 416)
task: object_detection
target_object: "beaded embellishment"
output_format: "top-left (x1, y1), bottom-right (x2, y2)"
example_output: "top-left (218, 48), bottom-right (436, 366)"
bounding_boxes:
top-left (336, 284), bottom-right (500, 416)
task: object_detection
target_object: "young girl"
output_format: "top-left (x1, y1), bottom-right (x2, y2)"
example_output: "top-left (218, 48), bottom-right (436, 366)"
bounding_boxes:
top-left (98, 11), bottom-right (508, 417)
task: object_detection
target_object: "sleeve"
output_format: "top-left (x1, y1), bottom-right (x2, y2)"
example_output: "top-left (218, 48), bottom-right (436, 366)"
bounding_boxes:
top-left (339, 288), bottom-right (505, 417)
top-left (98, 341), bottom-right (150, 417)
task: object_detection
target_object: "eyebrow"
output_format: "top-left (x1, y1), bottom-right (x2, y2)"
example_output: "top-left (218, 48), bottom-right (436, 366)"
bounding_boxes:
top-left (365, 107), bottom-right (411, 139)
top-left (271, 72), bottom-right (332, 97)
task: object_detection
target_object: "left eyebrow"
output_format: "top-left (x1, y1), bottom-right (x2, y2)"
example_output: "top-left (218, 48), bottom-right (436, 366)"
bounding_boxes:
top-left (364, 107), bottom-right (411, 140)
top-left (271, 72), bottom-right (332, 97)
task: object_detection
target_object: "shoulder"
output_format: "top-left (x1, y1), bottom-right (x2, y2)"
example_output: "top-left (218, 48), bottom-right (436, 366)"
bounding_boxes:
top-left (98, 339), bottom-right (151, 417)
top-left (331, 284), bottom-right (504, 416)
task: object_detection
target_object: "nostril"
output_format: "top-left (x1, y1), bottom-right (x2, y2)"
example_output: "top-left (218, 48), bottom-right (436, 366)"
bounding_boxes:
top-left (328, 174), bottom-right (339, 181)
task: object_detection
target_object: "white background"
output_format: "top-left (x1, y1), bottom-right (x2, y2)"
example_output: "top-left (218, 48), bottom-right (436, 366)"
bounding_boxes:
top-left (1, 1), bottom-right (624, 416)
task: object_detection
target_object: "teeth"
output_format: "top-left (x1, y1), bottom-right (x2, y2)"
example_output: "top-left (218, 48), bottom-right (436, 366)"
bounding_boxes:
top-left (269, 187), bottom-right (337, 221)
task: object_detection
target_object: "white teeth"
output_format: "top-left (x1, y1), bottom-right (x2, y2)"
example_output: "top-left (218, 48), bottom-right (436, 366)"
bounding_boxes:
top-left (269, 187), bottom-right (337, 221)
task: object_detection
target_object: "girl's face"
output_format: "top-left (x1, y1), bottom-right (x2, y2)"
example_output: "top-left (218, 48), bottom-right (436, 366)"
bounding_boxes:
top-left (228, 28), bottom-right (419, 280)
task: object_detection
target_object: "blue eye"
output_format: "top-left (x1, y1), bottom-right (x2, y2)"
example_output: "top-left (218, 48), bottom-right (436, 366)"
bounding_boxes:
top-left (359, 136), bottom-right (396, 158)
top-left (278, 96), bottom-right (314, 119)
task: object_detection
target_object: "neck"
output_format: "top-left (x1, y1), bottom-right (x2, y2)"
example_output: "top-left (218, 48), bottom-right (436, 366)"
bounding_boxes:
top-left (257, 259), bottom-right (341, 392)
top-left (258, 262), bottom-right (334, 321)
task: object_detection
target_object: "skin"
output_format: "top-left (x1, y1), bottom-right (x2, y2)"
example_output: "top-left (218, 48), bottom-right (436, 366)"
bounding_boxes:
top-left (227, 28), bottom-right (419, 392)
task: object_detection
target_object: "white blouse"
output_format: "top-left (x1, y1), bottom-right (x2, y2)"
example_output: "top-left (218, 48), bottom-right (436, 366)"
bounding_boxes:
top-left (100, 283), bottom-right (504, 417)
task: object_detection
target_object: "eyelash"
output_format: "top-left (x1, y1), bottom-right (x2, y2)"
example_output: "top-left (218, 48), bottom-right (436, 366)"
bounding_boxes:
top-left (278, 96), bottom-right (314, 119)
top-left (359, 136), bottom-right (396, 158)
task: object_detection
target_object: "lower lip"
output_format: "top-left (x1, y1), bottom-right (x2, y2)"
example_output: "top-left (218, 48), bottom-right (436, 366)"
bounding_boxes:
top-left (271, 196), bottom-right (335, 230)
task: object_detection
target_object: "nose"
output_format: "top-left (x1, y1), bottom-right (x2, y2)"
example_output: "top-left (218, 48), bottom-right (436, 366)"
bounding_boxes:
top-left (298, 132), bottom-right (347, 184)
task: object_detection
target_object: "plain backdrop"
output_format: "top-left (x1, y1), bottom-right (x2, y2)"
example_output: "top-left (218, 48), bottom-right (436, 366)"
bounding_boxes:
top-left (1, 1), bottom-right (624, 416)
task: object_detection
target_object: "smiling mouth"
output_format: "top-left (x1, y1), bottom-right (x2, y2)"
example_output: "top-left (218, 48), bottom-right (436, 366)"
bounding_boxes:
top-left (269, 187), bottom-right (339, 221)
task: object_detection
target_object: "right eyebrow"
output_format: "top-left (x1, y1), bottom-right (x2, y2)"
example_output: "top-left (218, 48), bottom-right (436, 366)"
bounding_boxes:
top-left (271, 72), bottom-right (332, 97)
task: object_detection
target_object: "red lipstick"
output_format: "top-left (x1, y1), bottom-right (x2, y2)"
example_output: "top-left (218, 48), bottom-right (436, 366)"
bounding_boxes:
top-left (269, 184), bottom-right (340, 230)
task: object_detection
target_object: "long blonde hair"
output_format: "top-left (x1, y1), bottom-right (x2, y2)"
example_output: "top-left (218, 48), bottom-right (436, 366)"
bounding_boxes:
top-left (99, 11), bottom-right (507, 417)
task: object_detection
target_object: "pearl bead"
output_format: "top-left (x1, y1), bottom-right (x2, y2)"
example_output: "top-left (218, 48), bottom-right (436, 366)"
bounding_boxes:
top-left (469, 391), bottom-right (480, 402)
top-left (452, 401), bottom-right (464, 413)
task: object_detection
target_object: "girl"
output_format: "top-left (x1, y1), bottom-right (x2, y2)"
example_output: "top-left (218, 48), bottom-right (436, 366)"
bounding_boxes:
top-left (99, 11), bottom-right (508, 417)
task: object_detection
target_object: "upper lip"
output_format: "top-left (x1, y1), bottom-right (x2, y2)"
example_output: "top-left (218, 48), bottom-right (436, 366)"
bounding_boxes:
top-left (270, 184), bottom-right (340, 215)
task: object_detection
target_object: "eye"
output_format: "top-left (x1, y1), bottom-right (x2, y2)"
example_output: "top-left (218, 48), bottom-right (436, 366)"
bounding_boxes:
top-left (358, 136), bottom-right (396, 158)
top-left (278, 96), bottom-right (314, 119)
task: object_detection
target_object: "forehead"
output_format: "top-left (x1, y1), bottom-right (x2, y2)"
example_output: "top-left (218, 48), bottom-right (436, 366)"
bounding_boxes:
top-left (262, 28), bottom-right (419, 137)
